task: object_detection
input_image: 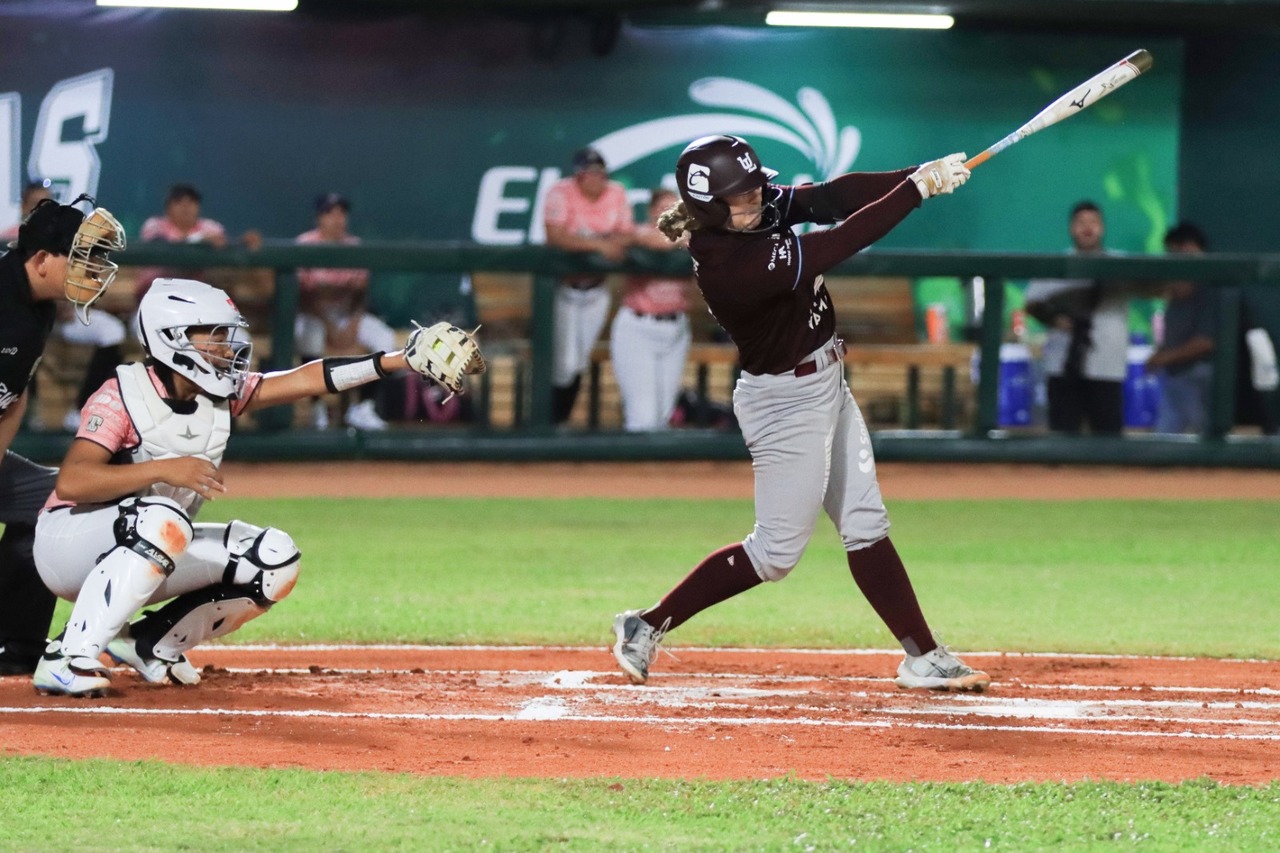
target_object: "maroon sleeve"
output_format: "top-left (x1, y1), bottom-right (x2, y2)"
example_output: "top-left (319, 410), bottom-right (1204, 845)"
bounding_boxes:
top-left (791, 180), bottom-right (922, 279)
top-left (783, 168), bottom-right (916, 226)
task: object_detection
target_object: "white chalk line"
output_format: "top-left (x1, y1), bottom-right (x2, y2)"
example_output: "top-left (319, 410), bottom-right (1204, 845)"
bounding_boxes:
top-left (9, 663), bottom-right (1280, 740)
top-left (3, 703), bottom-right (1280, 742)
top-left (213, 666), bottom-right (1280, 699)
top-left (208, 644), bottom-right (1279, 664)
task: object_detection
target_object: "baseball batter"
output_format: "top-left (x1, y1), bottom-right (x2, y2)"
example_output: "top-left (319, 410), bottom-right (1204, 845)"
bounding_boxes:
top-left (611, 135), bottom-right (990, 692)
top-left (31, 278), bottom-right (483, 697)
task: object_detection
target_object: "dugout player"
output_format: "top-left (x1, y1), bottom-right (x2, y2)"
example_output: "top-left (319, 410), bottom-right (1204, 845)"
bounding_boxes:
top-left (0, 195), bottom-right (126, 675)
top-left (610, 135), bottom-right (990, 692)
top-left (543, 147), bottom-right (635, 424)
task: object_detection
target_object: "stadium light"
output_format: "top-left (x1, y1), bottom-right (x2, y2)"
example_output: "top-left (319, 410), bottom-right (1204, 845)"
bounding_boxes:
top-left (765, 10), bottom-right (954, 28)
top-left (96, 0), bottom-right (298, 10)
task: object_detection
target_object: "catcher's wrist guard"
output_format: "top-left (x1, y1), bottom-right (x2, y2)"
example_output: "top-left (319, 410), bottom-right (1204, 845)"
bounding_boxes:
top-left (322, 352), bottom-right (387, 393)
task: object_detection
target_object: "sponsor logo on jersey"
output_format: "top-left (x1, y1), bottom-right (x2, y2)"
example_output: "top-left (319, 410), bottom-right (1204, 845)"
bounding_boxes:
top-left (86, 414), bottom-right (103, 432)
top-left (767, 239), bottom-right (793, 272)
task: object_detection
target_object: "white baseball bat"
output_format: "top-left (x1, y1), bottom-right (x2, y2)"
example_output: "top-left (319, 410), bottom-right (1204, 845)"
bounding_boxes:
top-left (965, 49), bottom-right (1154, 170)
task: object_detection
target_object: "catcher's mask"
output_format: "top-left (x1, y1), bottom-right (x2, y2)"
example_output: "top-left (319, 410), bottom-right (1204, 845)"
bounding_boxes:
top-left (138, 278), bottom-right (253, 400)
top-left (17, 194), bottom-right (127, 324)
top-left (675, 135), bottom-right (779, 232)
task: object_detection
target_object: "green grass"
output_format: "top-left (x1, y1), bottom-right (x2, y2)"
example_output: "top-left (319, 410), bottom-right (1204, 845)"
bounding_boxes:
top-left (49, 496), bottom-right (1276, 659)
top-left (3, 758), bottom-right (1280, 852)
top-left (21, 494), bottom-right (1280, 851)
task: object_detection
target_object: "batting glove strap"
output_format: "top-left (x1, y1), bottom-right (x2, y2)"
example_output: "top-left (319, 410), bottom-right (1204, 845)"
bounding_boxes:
top-left (322, 352), bottom-right (388, 394)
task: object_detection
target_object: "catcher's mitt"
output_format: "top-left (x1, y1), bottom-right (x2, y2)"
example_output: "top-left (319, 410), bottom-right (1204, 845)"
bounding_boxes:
top-left (404, 321), bottom-right (486, 399)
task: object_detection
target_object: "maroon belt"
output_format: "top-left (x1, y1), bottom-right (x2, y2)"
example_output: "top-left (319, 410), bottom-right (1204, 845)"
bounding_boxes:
top-left (793, 339), bottom-right (847, 377)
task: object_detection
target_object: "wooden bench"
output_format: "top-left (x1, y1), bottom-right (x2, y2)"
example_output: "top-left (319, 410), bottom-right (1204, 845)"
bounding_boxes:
top-left (577, 341), bottom-right (975, 431)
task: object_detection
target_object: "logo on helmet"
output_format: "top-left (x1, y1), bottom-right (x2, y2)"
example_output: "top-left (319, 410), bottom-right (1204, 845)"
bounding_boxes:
top-left (685, 163), bottom-right (714, 202)
top-left (736, 153), bottom-right (758, 172)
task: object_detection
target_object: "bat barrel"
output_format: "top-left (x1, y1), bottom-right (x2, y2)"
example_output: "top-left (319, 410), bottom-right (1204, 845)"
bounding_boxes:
top-left (1126, 49), bottom-right (1154, 74)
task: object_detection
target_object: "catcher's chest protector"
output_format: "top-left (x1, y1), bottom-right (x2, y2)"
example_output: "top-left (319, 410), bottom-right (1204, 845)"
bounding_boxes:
top-left (116, 363), bottom-right (231, 515)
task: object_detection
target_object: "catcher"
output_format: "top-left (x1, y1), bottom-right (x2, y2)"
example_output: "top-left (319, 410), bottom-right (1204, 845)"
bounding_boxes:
top-left (30, 277), bottom-right (483, 696)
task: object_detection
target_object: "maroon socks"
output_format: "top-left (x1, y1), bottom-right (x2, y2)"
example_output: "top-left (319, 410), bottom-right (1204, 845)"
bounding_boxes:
top-left (642, 543), bottom-right (760, 631)
top-left (846, 537), bottom-right (936, 657)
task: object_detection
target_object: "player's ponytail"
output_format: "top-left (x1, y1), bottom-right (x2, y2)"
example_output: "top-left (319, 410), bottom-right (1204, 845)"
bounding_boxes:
top-left (657, 201), bottom-right (700, 242)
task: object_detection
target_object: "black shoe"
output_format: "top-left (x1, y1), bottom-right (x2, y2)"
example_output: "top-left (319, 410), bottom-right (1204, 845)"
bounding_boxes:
top-left (0, 638), bottom-right (49, 675)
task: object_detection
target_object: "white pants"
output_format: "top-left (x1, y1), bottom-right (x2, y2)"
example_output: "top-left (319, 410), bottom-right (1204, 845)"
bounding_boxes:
top-left (609, 306), bottom-right (690, 431)
top-left (35, 505), bottom-right (266, 603)
top-left (295, 312), bottom-right (397, 358)
top-left (58, 309), bottom-right (126, 347)
top-left (733, 340), bottom-right (889, 582)
top-left (553, 285), bottom-right (611, 387)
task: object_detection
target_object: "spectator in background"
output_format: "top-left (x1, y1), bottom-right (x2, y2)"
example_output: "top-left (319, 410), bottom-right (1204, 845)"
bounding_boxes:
top-left (1024, 201), bottom-right (1132, 435)
top-left (543, 146), bottom-right (635, 424)
top-left (1146, 222), bottom-right (1215, 434)
top-left (295, 193), bottom-right (395, 431)
top-left (133, 183), bottom-right (264, 305)
top-left (2, 181), bottom-right (126, 432)
top-left (609, 187), bottom-right (692, 431)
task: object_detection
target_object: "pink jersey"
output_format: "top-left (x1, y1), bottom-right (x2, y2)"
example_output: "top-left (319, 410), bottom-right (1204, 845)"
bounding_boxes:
top-left (542, 178), bottom-right (635, 240)
top-left (140, 215), bottom-right (226, 244)
top-left (621, 275), bottom-right (690, 316)
top-left (295, 229), bottom-right (369, 292)
top-left (44, 365), bottom-right (263, 511)
top-left (0, 224), bottom-right (17, 243)
top-left (135, 215), bottom-right (229, 298)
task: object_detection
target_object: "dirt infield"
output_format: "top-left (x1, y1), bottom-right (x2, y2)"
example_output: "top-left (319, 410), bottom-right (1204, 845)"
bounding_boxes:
top-left (4, 647), bottom-right (1280, 784)
top-left (2, 462), bottom-right (1278, 783)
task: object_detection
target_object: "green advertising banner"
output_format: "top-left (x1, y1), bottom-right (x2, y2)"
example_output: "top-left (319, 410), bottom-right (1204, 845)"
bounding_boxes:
top-left (0, 11), bottom-right (1180, 256)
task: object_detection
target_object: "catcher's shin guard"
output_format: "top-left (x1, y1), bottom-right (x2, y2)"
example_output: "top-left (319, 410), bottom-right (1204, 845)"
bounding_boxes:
top-left (60, 498), bottom-right (193, 661)
top-left (133, 586), bottom-right (268, 663)
top-left (133, 521), bottom-right (301, 662)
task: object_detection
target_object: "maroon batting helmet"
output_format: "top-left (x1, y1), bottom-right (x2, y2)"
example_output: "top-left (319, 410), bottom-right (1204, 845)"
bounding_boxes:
top-left (675, 135), bottom-right (779, 230)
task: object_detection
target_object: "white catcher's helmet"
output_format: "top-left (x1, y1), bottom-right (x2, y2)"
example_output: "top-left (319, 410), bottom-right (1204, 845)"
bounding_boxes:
top-left (138, 278), bottom-right (253, 399)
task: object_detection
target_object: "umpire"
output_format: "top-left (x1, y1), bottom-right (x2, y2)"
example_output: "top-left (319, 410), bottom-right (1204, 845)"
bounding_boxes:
top-left (0, 195), bottom-right (126, 674)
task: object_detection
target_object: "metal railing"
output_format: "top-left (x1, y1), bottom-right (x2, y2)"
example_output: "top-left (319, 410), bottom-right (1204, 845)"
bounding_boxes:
top-left (15, 240), bottom-right (1278, 467)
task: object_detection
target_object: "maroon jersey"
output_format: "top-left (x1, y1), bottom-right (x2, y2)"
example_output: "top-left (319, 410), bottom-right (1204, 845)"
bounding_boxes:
top-left (688, 169), bottom-right (920, 375)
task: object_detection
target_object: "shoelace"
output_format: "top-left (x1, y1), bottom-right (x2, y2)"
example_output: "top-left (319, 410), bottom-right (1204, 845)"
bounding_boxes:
top-left (634, 616), bottom-right (675, 665)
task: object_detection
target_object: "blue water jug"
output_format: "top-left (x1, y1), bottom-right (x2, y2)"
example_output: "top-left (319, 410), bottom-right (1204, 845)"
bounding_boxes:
top-left (1124, 343), bottom-right (1161, 428)
top-left (997, 343), bottom-right (1033, 427)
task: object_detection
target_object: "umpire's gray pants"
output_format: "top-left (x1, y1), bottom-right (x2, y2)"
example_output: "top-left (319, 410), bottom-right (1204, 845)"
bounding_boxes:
top-left (0, 451), bottom-right (59, 656)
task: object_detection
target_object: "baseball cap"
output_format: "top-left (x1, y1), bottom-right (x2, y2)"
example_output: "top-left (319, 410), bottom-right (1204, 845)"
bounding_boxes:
top-left (572, 147), bottom-right (607, 173)
top-left (16, 197), bottom-right (87, 258)
top-left (315, 193), bottom-right (351, 214)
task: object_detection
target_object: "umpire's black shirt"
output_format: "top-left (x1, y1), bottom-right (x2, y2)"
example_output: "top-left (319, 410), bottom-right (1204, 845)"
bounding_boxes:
top-left (0, 249), bottom-right (57, 419)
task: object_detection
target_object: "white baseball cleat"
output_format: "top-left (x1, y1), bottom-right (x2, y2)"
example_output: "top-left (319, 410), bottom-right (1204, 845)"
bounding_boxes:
top-left (33, 640), bottom-right (111, 698)
top-left (895, 646), bottom-right (990, 692)
top-left (611, 610), bottom-right (670, 685)
top-left (343, 399), bottom-right (388, 431)
top-left (106, 631), bottom-right (201, 686)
